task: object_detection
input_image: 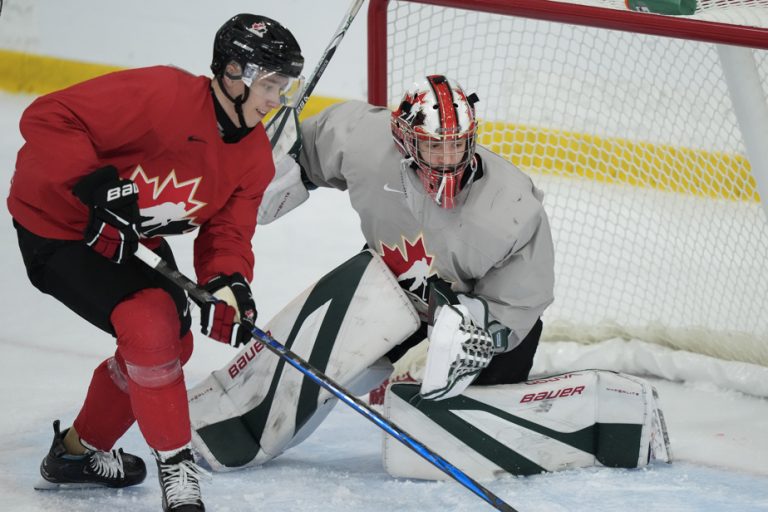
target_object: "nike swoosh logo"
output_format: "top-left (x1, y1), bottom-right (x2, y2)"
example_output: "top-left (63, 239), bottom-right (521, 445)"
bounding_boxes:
top-left (187, 135), bottom-right (207, 143)
top-left (383, 184), bottom-right (404, 194)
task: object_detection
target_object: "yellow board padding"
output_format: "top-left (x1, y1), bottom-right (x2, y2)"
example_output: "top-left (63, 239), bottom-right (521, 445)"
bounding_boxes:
top-left (1, 50), bottom-right (757, 202)
top-left (0, 49), bottom-right (344, 120)
top-left (0, 49), bottom-right (124, 95)
top-left (479, 122), bottom-right (759, 202)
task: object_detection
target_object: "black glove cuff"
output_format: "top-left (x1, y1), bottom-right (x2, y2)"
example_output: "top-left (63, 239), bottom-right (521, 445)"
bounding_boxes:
top-left (72, 165), bottom-right (120, 205)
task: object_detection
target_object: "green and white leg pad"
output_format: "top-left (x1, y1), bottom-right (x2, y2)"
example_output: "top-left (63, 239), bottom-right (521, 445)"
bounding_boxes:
top-left (187, 250), bottom-right (419, 471)
top-left (383, 370), bottom-right (671, 481)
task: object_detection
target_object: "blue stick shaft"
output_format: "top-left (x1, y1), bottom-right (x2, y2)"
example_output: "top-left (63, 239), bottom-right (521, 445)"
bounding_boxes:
top-left (250, 326), bottom-right (519, 512)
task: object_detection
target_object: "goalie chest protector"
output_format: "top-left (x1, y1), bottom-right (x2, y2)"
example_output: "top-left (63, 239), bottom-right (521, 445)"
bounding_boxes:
top-left (383, 370), bottom-right (666, 481)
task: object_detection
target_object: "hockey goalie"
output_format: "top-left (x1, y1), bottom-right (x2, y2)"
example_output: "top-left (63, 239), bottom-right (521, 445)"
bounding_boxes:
top-left (187, 76), bottom-right (670, 477)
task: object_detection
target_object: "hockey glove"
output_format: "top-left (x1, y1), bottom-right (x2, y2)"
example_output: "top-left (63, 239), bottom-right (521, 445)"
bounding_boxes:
top-left (420, 304), bottom-right (495, 401)
top-left (72, 165), bottom-right (140, 264)
top-left (199, 273), bottom-right (257, 347)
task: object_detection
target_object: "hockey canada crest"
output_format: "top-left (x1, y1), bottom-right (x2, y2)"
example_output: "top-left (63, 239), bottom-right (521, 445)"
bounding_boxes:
top-left (247, 22), bottom-right (268, 37)
top-left (131, 167), bottom-right (207, 236)
top-left (379, 235), bottom-right (436, 304)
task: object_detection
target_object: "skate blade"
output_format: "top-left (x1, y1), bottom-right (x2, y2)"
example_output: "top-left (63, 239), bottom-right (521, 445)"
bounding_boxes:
top-left (34, 478), bottom-right (105, 491)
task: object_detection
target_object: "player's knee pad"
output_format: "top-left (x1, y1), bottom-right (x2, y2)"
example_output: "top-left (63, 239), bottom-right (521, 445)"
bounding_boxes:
top-left (188, 250), bottom-right (420, 471)
top-left (108, 344), bottom-right (189, 392)
top-left (125, 357), bottom-right (183, 389)
top-left (112, 288), bottom-right (182, 363)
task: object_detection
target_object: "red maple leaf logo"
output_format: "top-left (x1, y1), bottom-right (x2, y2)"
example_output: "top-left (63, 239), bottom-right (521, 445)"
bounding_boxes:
top-left (412, 91), bottom-right (428, 105)
top-left (130, 166), bottom-right (207, 234)
top-left (379, 235), bottom-right (434, 282)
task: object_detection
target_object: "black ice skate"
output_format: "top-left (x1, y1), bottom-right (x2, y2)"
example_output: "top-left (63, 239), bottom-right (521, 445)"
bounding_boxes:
top-left (154, 447), bottom-right (208, 512)
top-left (35, 419), bottom-right (146, 490)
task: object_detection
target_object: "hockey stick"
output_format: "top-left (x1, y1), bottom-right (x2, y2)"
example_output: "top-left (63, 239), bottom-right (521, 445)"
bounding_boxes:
top-left (266, 0), bottom-right (364, 152)
top-left (134, 245), bottom-right (518, 512)
top-left (295, 0), bottom-right (364, 115)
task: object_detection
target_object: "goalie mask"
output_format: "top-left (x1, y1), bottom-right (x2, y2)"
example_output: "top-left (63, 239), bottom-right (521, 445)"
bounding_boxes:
top-left (211, 14), bottom-right (305, 107)
top-left (391, 75), bottom-right (479, 209)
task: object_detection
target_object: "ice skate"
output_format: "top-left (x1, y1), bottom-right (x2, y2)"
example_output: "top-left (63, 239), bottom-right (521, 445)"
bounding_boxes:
top-left (155, 447), bottom-right (209, 511)
top-left (35, 420), bottom-right (146, 490)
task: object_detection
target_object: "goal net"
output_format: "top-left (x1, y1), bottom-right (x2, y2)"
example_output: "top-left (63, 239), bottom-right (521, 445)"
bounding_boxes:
top-left (368, 0), bottom-right (768, 377)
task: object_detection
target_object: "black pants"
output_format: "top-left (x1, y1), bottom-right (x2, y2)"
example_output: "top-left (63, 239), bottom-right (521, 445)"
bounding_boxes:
top-left (386, 317), bottom-right (543, 385)
top-left (13, 220), bottom-right (191, 337)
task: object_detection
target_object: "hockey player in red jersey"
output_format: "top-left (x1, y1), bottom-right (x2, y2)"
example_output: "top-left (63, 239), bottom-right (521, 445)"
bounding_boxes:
top-left (7, 13), bottom-right (303, 512)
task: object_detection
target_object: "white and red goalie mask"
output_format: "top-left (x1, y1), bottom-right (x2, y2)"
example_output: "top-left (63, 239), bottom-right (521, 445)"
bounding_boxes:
top-left (391, 75), bottom-right (479, 209)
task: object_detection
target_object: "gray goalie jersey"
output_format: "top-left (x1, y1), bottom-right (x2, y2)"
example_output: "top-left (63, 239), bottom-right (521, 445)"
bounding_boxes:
top-left (299, 101), bottom-right (554, 346)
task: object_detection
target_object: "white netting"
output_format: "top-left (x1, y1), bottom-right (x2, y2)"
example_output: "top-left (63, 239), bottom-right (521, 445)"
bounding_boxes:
top-left (383, 1), bottom-right (768, 366)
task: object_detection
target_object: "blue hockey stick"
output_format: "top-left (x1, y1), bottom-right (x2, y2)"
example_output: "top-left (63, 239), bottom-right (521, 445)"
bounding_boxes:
top-left (135, 245), bottom-right (518, 512)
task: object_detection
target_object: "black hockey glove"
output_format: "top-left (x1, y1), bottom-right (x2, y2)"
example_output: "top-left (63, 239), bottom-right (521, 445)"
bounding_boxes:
top-left (199, 273), bottom-right (257, 347)
top-left (72, 165), bottom-right (140, 264)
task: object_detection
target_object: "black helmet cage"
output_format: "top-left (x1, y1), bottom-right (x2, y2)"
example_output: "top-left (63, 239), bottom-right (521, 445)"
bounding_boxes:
top-left (211, 14), bottom-right (304, 80)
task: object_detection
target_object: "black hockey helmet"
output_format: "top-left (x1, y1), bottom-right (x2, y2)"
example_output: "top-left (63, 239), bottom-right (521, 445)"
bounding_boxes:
top-left (211, 14), bottom-right (304, 79)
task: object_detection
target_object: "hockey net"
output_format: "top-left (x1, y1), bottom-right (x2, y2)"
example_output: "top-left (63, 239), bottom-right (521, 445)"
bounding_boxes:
top-left (368, 0), bottom-right (768, 377)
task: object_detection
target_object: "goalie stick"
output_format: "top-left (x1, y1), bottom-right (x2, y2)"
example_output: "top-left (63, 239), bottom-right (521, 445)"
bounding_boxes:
top-left (134, 244), bottom-right (519, 512)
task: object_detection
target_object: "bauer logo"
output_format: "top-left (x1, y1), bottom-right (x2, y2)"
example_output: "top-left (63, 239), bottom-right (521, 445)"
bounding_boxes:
top-left (228, 341), bottom-right (266, 379)
top-left (520, 385), bottom-right (585, 403)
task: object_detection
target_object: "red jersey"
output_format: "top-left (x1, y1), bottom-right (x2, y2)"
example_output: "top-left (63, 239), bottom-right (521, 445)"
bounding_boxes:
top-left (8, 65), bottom-right (274, 283)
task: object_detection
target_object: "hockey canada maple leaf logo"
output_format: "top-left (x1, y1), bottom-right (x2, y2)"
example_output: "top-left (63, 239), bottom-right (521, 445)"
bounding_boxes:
top-left (131, 167), bottom-right (207, 236)
top-left (380, 235), bottom-right (436, 304)
top-left (247, 22), bottom-right (267, 37)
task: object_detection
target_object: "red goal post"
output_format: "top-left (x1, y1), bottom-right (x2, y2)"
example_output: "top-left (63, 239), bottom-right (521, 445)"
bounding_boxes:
top-left (366, 0), bottom-right (768, 371)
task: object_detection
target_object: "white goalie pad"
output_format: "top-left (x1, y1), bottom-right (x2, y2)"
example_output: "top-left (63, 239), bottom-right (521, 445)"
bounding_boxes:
top-left (383, 370), bottom-right (670, 481)
top-left (187, 250), bottom-right (419, 471)
top-left (258, 106), bottom-right (309, 225)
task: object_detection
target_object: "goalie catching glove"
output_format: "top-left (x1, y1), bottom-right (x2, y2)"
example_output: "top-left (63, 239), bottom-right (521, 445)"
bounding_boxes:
top-left (199, 273), bottom-right (256, 347)
top-left (420, 304), bottom-right (499, 400)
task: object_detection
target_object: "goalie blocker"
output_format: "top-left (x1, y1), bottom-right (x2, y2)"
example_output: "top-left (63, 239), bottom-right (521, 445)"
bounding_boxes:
top-left (383, 370), bottom-right (671, 481)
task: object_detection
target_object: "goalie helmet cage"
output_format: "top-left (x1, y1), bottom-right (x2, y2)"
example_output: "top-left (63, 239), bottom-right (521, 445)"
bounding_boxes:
top-left (368, 0), bottom-right (768, 367)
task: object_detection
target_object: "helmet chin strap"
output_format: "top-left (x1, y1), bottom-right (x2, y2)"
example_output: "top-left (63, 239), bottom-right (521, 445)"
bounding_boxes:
top-left (217, 74), bottom-right (251, 128)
